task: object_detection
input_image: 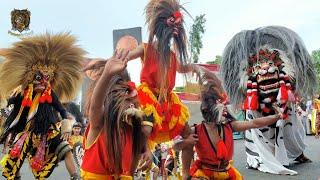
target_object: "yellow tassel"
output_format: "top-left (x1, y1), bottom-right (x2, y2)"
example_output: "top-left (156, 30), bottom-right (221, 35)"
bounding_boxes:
top-left (10, 106), bottom-right (24, 128)
top-left (28, 84), bottom-right (33, 101)
top-left (27, 93), bottom-right (41, 120)
top-left (0, 154), bottom-right (9, 168)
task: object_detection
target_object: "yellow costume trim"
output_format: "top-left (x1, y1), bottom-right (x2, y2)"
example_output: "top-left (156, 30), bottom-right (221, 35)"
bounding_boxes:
top-left (138, 83), bottom-right (190, 150)
top-left (311, 99), bottom-right (320, 134)
top-left (80, 169), bottom-right (132, 180)
top-left (27, 92), bottom-right (41, 120)
top-left (84, 128), bottom-right (103, 150)
top-left (192, 165), bottom-right (242, 180)
top-left (138, 83), bottom-right (162, 127)
top-left (138, 83), bottom-right (189, 127)
top-left (311, 109), bottom-right (317, 134)
top-left (0, 154), bottom-right (9, 168)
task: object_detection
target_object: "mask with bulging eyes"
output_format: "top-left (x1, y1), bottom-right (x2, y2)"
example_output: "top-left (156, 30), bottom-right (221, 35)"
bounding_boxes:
top-left (33, 71), bottom-right (51, 93)
top-left (123, 81), bottom-right (145, 126)
top-left (201, 96), bottom-right (235, 124)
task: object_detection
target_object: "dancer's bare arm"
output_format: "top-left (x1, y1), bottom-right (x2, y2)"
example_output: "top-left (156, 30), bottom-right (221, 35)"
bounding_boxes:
top-left (89, 49), bottom-right (130, 131)
top-left (232, 105), bottom-right (283, 132)
top-left (173, 125), bottom-right (197, 151)
top-left (232, 114), bottom-right (281, 132)
top-left (128, 44), bottom-right (144, 60)
top-left (82, 45), bottom-right (144, 71)
top-left (176, 61), bottom-right (196, 73)
top-left (173, 125), bottom-right (197, 180)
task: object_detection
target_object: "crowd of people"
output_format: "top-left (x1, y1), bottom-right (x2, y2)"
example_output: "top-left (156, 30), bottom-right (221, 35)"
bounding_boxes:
top-left (0, 0), bottom-right (320, 179)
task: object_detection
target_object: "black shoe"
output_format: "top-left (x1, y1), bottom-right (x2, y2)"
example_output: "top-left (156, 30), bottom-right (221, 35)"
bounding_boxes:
top-left (294, 153), bottom-right (312, 164)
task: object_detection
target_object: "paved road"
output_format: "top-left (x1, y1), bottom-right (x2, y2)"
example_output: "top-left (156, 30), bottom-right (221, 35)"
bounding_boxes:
top-left (1, 136), bottom-right (320, 180)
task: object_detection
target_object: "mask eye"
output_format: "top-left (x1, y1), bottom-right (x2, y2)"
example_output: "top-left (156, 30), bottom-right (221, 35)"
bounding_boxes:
top-left (35, 74), bottom-right (42, 81)
top-left (166, 17), bottom-right (175, 26)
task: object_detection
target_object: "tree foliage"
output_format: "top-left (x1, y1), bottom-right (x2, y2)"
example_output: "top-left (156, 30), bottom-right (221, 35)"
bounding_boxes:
top-left (189, 14), bottom-right (206, 63)
top-left (312, 49), bottom-right (320, 91)
top-left (206, 55), bottom-right (222, 65)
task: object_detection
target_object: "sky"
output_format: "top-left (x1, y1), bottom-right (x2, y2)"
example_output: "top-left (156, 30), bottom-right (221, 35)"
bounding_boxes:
top-left (1, 0), bottom-right (320, 86)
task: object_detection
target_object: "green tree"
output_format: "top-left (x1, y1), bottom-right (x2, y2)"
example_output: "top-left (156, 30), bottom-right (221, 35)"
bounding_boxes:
top-left (175, 86), bottom-right (185, 92)
top-left (206, 55), bottom-right (222, 65)
top-left (189, 14), bottom-right (206, 63)
top-left (214, 55), bottom-right (222, 65)
top-left (206, 60), bottom-right (215, 64)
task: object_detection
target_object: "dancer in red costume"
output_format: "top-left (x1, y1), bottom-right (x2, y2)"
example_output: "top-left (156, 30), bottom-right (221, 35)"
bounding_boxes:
top-left (174, 73), bottom-right (284, 179)
top-left (81, 50), bottom-right (147, 179)
top-left (83, 0), bottom-right (204, 177)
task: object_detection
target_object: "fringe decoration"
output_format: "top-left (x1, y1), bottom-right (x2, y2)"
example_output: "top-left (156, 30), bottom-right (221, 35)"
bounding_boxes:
top-left (286, 83), bottom-right (295, 102)
top-left (9, 132), bottom-right (28, 158)
top-left (39, 85), bottom-right (52, 104)
top-left (243, 90), bottom-right (251, 110)
top-left (30, 136), bottom-right (46, 171)
top-left (216, 139), bottom-right (228, 160)
top-left (27, 93), bottom-right (41, 120)
top-left (0, 154), bottom-right (9, 168)
top-left (22, 84), bottom-right (33, 107)
top-left (227, 167), bottom-right (237, 180)
top-left (277, 80), bottom-right (288, 103)
top-left (249, 89), bottom-right (259, 110)
top-left (10, 84), bottom-right (34, 128)
top-left (137, 83), bottom-right (189, 146)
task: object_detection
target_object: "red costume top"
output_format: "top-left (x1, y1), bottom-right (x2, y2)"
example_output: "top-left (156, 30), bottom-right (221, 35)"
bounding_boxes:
top-left (137, 43), bottom-right (189, 146)
top-left (193, 122), bottom-right (234, 167)
top-left (81, 125), bottom-right (133, 177)
top-left (140, 43), bottom-right (177, 92)
top-left (190, 122), bottom-right (242, 180)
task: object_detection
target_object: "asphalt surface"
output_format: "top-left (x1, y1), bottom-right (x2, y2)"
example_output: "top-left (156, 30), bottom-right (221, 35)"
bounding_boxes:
top-left (0, 135), bottom-right (319, 180)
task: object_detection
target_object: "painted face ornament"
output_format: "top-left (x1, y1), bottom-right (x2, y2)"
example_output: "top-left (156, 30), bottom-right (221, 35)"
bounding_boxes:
top-left (33, 71), bottom-right (50, 93)
top-left (244, 49), bottom-right (295, 117)
top-left (166, 11), bottom-right (182, 36)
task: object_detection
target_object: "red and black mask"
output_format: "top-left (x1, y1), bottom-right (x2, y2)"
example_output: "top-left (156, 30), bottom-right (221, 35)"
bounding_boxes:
top-left (166, 11), bottom-right (183, 36)
top-left (33, 71), bottom-right (51, 93)
top-left (146, 0), bottom-right (188, 68)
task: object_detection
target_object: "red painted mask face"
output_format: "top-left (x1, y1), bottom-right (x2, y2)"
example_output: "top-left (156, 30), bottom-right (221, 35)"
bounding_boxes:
top-left (166, 11), bottom-right (182, 36)
top-left (254, 59), bottom-right (280, 95)
top-left (125, 81), bottom-right (139, 108)
top-left (33, 71), bottom-right (50, 93)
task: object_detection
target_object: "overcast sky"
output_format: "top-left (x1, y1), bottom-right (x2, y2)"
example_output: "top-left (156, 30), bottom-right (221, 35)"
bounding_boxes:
top-left (1, 0), bottom-right (320, 86)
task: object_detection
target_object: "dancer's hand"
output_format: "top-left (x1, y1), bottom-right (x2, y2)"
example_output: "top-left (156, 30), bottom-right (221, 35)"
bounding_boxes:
top-left (61, 132), bottom-right (71, 141)
top-left (272, 103), bottom-right (284, 120)
top-left (82, 60), bottom-right (106, 72)
top-left (184, 134), bottom-right (199, 146)
top-left (104, 49), bottom-right (130, 76)
top-left (137, 149), bottom-right (152, 171)
top-left (191, 64), bottom-right (203, 81)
